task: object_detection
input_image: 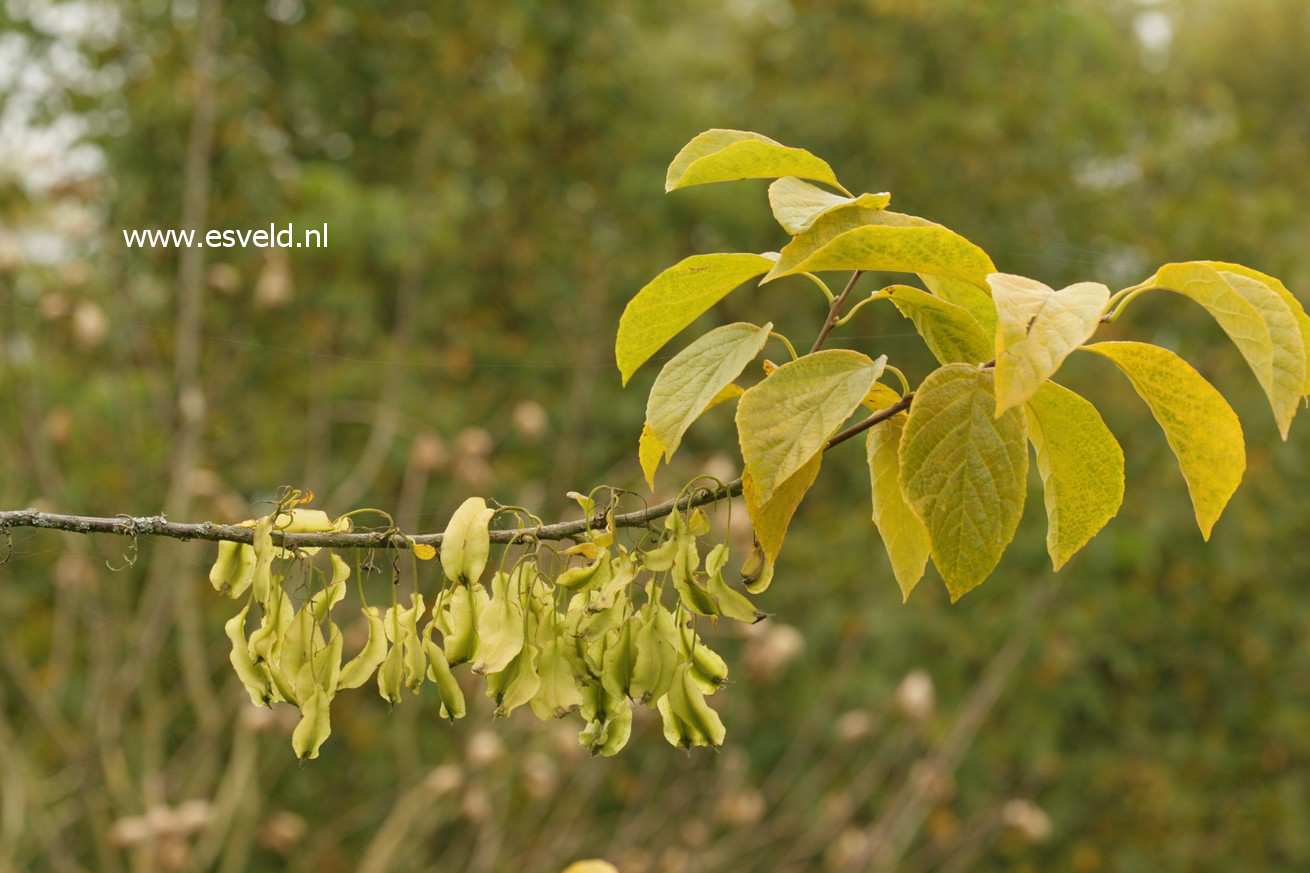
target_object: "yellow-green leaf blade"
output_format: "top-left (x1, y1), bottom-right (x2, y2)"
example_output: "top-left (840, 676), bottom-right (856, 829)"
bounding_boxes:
top-left (639, 383), bottom-right (743, 490)
top-left (638, 424), bottom-right (664, 491)
top-left (744, 451), bottom-right (823, 563)
top-left (666, 129), bottom-right (841, 192)
top-left (898, 364), bottom-right (1028, 601)
top-left (989, 274), bottom-right (1110, 415)
top-left (768, 176), bottom-right (889, 235)
top-left (921, 274), bottom-right (998, 335)
top-left (616, 253), bottom-right (775, 384)
top-left (872, 285), bottom-right (992, 365)
top-left (1202, 261), bottom-right (1310, 396)
top-left (1143, 262), bottom-right (1303, 437)
top-left (764, 208), bottom-right (995, 288)
top-left (1082, 341), bottom-right (1245, 539)
top-left (866, 414), bottom-right (931, 601)
top-left (1024, 382), bottom-right (1125, 570)
top-left (647, 322), bottom-right (772, 460)
top-left (737, 349), bottom-right (883, 503)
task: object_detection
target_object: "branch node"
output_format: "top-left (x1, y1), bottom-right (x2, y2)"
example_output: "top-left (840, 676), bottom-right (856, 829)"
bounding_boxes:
top-left (107, 515), bottom-right (140, 571)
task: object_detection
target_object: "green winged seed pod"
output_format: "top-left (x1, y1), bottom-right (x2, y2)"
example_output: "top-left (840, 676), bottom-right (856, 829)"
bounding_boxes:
top-left (393, 593), bottom-right (426, 690)
top-left (596, 695), bottom-right (633, 757)
top-left (556, 550), bottom-right (610, 592)
top-left (601, 617), bottom-right (639, 701)
top-left (210, 540), bottom-right (257, 599)
top-left (248, 586), bottom-right (294, 665)
top-left (471, 571), bottom-right (526, 674)
top-left (639, 537), bottom-right (678, 572)
top-left (280, 604), bottom-right (321, 700)
top-left (587, 554), bottom-right (636, 613)
top-left (291, 688), bottom-right (331, 761)
top-left (708, 570), bottom-right (766, 624)
top-left (440, 497), bottom-right (495, 584)
top-left (336, 607), bottom-right (388, 691)
top-left (488, 645), bottom-right (541, 718)
top-left (657, 691), bottom-right (708, 749)
top-left (225, 604), bottom-right (274, 706)
top-left (421, 623), bottom-right (467, 721)
top-left (740, 541), bottom-right (775, 595)
top-left (530, 626), bottom-right (586, 719)
top-left (250, 515), bottom-right (277, 607)
top-left (437, 583), bottom-right (484, 666)
top-left (580, 590), bottom-right (628, 645)
top-left (376, 604), bottom-right (406, 705)
top-left (681, 629), bottom-right (729, 694)
top-left (311, 624), bottom-right (344, 701)
top-left (669, 663), bottom-right (726, 747)
top-left (630, 605), bottom-right (678, 704)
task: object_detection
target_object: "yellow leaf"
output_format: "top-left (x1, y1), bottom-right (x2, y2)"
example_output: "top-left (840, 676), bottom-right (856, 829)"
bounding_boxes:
top-left (898, 364), bottom-right (1028, 601)
top-left (1132, 262), bottom-right (1304, 438)
top-left (707, 382), bottom-right (745, 407)
top-left (647, 322), bottom-right (773, 460)
top-left (411, 543), bottom-right (436, 561)
top-left (638, 384), bottom-right (742, 491)
top-left (768, 176), bottom-right (889, 235)
top-left (1083, 341), bottom-right (1245, 539)
top-left (1202, 261), bottom-right (1310, 396)
top-left (763, 204), bottom-right (995, 288)
top-left (1024, 382), bottom-right (1124, 570)
top-left (921, 274), bottom-right (998, 335)
top-left (737, 349), bottom-right (883, 503)
top-left (744, 451), bottom-right (823, 563)
top-left (862, 382), bottom-right (903, 413)
top-left (638, 423), bottom-right (664, 491)
top-left (616, 253), bottom-right (775, 385)
top-left (666, 129), bottom-right (842, 192)
top-left (866, 413), bottom-right (931, 600)
top-left (872, 285), bottom-right (992, 364)
top-left (988, 273), bottom-right (1109, 415)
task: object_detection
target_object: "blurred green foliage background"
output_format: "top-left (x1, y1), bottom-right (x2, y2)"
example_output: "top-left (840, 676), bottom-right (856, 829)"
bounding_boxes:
top-left (2, 0), bottom-right (1309, 870)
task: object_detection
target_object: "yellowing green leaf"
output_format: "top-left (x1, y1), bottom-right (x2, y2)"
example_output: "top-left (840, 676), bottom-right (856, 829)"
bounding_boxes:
top-left (862, 382), bottom-right (904, 413)
top-left (737, 350), bottom-right (883, 503)
top-left (666, 129), bottom-right (842, 192)
top-left (763, 204), bottom-right (995, 287)
top-left (866, 414), bottom-right (931, 600)
top-left (1024, 382), bottom-right (1124, 570)
top-left (898, 364), bottom-right (1028, 601)
top-left (744, 451), bottom-right (822, 563)
top-left (638, 424), bottom-right (663, 490)
top-left (989, 273), bottom-right (1109, 415)
top-left (1082, 341), bottom-right (1245, 539)
top-left (616, 253), bottom-right (775, 384)
top-left (1134, 262), bottom-right (1304, 438)
top-left (639, 383), bottom-right (743, 490)
top-left (1202, 261), bottom-right (1310, 395)
top-left (872, 285), bottom-right (992, 364)
top-left (768, 176), bottom-right (889, 235)
top-left (921, 274), bottom-right (998, 335)
top-left (707, 382), bottom-right (745, 407)
top-left (647, 322), bottom-right (773, 460)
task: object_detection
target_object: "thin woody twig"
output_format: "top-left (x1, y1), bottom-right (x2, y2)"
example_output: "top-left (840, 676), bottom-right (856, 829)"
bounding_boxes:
top-left (0, 391), bottom-right (918, 550)
top-left (809, 270), bottom-right (863, 354)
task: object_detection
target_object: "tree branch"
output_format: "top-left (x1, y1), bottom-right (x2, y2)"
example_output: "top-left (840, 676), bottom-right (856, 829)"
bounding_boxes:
top-left (809, 270), bottom-right (863, 354)
top-left (0, 391), bottom-right (917, 551)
